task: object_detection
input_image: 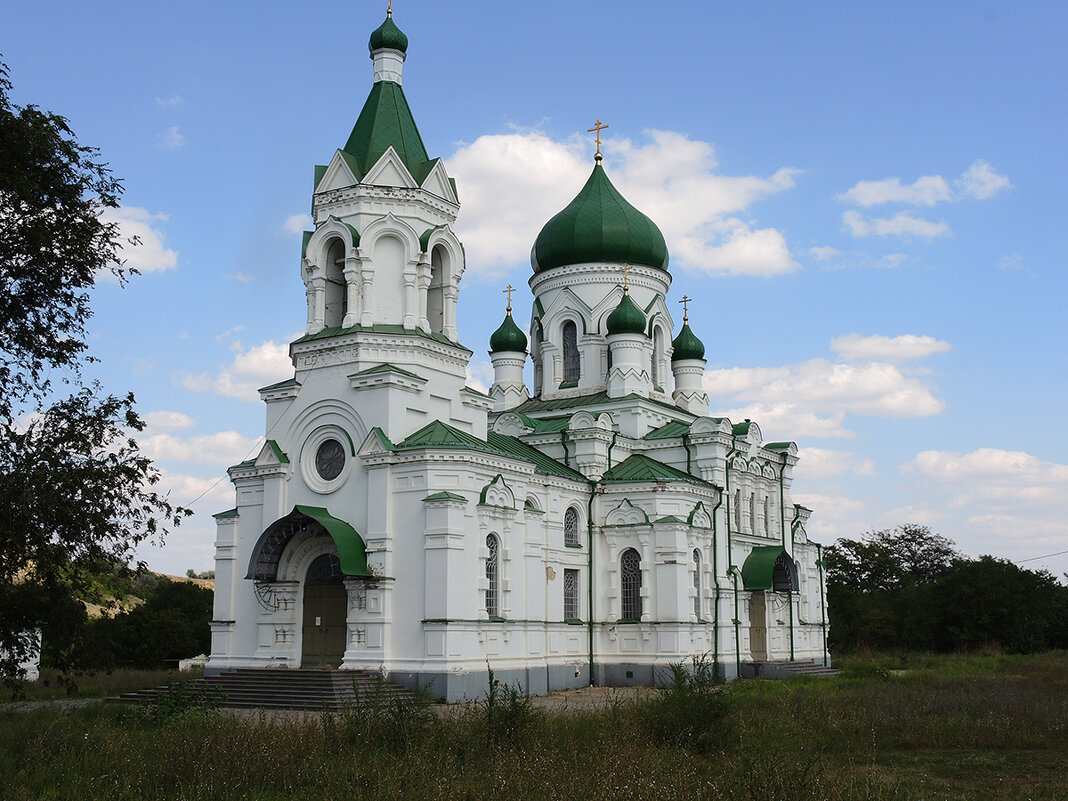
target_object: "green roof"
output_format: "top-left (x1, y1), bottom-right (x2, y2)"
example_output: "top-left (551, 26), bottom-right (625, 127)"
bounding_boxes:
top-left (295, 505), bottom-right (369, 577)
top-left (601, 453), bottom-right (707, 485)
top-left (213, 508), bottom-right (238, 519)
top-left (510, 389), bottom-right (685, 417)
top-left (396, 420), bottom-right (500, 454)
top-left (732, 421), bottom-right (754, 436)
top-left (342, 80), bottom-right (429, 183)
top-left (266, 439), bottom-right (290, 464)
top-left (531, 163), bottom-right (669, 274)
top-left (671, 322), bottom-right (706, 361)
top-left (489, 312), bottom-right (528, 353)
top-left (368, 14), bottom-right (408, 53)
top-left (353, 362), bottom-right (425, 380)
top-left (486, 431), bottom-right (587, 482)
top-left (741, 546), bottom-right (795, 591)
top-left (645, 420), bottom-right (692, 440)
top-left (606, 291), bottom-right (647, 336)
top-left (765, 442), bottom-right (795, 451)
top-left (259, 377), bottom-right (300, 392)
top-left (423, 491), bottom-right (467, 502)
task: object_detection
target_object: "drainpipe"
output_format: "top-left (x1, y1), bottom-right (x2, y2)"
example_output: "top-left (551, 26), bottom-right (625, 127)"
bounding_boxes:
top-left (710, 491), bottom-right (723, 673)
top-left (587, 481), bottom-right (597, 686)
top-left (682, 432), bottom-right (693, 476)
top-left (560, 431), bottom-right (570, 468)
top-left (724, 448), bottom-right (740, 677)
top-left (817, 542), bottom-right (828, 667)
top-left (607, 430), bottom-right (618, 471)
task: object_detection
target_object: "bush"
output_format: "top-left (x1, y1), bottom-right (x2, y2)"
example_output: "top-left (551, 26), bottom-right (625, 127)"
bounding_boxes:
top-left (639, 653), bottom-right (732, 754)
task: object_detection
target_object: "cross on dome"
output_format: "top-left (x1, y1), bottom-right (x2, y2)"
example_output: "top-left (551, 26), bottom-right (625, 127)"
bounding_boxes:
top-left (587, 119), bottom-right (609, 163)
top-left (679, 295), bottom-right (692, 323)
top-left (503, 284), bottom-right (515, 314)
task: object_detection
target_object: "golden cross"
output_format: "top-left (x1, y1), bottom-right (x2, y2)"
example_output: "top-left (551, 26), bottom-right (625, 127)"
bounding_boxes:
top-left (621, 263), bottom-right (630, 293)
top-left (503, 284), bottom-right (514, 313)
top-left (587, 119), bottom-right (609, 161)
top-left (679, 295), bottom-right (692, 323)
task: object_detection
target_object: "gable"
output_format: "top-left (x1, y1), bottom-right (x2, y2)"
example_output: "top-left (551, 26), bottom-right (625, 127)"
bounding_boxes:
top-left (316, 150), bottom-right (360, 193)
top-left (363, 146), bottom-right (418, 189)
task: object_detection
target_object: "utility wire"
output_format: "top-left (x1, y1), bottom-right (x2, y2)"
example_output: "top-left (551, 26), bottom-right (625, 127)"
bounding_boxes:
top-left (1015, 549), bottom-right (1068, 564)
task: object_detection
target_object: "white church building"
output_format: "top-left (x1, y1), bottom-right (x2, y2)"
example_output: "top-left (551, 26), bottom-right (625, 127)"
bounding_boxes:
top-left (206, 10), bottom-right (829, 700)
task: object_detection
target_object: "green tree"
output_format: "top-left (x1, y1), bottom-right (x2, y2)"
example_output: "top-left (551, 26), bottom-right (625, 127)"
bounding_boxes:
top-left (0, 60), bottom-right (189, 685)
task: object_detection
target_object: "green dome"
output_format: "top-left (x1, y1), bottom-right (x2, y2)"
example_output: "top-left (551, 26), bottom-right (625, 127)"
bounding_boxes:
top-left (531, 163), bottom-right (669, 274)
top-left (489, 313), bottom-right (527, 353)
top-left (369, 15), bottom-right (408, 54)
top-left (671, 322), bottom-right (706, 361)
top-left (606, 292), bottom-right (647, 336)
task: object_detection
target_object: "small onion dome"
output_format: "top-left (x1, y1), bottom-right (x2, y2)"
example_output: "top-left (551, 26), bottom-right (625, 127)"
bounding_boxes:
top-left (369, 15), bottom-right (408, 54)
top-left (671, 322), bottom-right (706, 361)
top-left (606, 292), bottom-right (647, 336)
top-left (489, 313), bottom-right (527, 353)
top-left (531, 163), bottom-right (669, 274)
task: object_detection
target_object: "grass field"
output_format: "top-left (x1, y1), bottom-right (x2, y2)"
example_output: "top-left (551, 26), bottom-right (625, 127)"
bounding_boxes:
top-left (1, 651), bottom-right (1065, 800)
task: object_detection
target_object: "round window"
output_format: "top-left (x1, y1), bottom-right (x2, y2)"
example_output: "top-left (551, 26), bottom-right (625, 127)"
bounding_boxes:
top-left (314, 439), bottom-right (345, 481)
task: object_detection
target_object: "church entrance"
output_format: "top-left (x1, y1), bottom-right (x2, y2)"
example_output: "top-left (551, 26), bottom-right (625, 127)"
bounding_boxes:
top-left (301, 553), bottom-right (347, 669)
top-left (749, 591), bottom-right (768, 661)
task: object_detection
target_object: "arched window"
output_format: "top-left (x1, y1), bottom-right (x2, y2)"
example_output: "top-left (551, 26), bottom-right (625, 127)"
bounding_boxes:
top-left (563, 568), bottom-right (579, 621)
top-left (763, 496), bottom-right (770, 536)
top-left (620, 548), bottom-right (642, 621)
top-left (652, 327), bottom-right (663, 387)
top-left (772, 553), bottom-right (799, 592)
top-left (532, 323), bottom-right (543, 396)
top-left (564, 506), bottom-right (580, 547)
top-left (427, 245), bottom-right (446, 334)
top-left (562, 320), bottom-right (579, 384)
top-left (323, 238), bottom-right (347, 328)
top-left (485, 533), bottom-right (500, 618)
top-left (733, 489), bottom-right (741, 530)
top-left (692, 549), bottom-right (702, 618)
top-left (748, 493), bottom-right (755, 532)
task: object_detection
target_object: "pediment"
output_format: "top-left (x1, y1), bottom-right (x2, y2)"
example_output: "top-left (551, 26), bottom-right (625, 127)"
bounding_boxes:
top-left (419, 159), bottom-right (458, 203)
top-left (363, 146), bottom-right (417, 189)
top-left (317, 150), bottom-right (359, 193)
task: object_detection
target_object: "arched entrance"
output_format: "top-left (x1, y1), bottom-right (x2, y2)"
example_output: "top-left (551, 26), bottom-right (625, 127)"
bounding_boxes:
top-left (301, 553), bottom-right (347, 669)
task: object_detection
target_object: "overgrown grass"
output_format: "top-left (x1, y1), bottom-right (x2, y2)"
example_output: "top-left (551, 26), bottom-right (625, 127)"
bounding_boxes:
top-left (13, 667), bottom-right (189, 701)
top-left (1, 652), bottom-right (1065, 800)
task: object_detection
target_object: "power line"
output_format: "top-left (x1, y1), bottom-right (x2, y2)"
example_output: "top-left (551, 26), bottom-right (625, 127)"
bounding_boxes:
top-left (1016, 549), bottom-right (1068, 564)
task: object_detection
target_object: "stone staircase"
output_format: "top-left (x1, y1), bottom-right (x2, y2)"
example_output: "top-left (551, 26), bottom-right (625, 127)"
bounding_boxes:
top-left (111, 668), bottom-right (416, 712)
top-left (741, 660), bottom-right (841, 680)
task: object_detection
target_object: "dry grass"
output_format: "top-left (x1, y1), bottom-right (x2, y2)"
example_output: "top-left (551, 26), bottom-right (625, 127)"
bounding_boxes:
top-left (1, 652), bottom-right (1065, 800)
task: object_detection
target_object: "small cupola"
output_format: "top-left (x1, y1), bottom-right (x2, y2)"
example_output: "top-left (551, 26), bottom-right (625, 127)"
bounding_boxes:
top-left (369, 6), bottom-right (408, 85)
top-left (488, 285), bottom-right (529, 412)
top-left (606, 289), bottom-right (647, 336)
top-left (489, 311), bottom-right (527, 354)
top-left (670, 296), bottom-right (709, 414)
top-left (671, 322), bottom-right (705, 361)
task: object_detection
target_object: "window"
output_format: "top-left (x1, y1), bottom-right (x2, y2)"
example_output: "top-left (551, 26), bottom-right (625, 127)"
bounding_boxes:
top-left (733, 489), bottom-right (741, 530)
top-left (485, 533), bottom-right (500, 618)
top-left (620, 548), bottom-right (642, 621)
top-left (562, 320), bottom-right (579, 384)
top-left (564, 568), bottom-right (579, 621)
top-left (564, 507), bottom-right (580, 546)
top-left (748, 493), bottom-right (755, 531)
top-left (323, 238), bottom-right (347, 327)
top-left (692, 549), bottom-right (702, 618)
top-left (427, 245), bottom-right (445, 334)
top-left (763, 496), bottom-right (770, 536)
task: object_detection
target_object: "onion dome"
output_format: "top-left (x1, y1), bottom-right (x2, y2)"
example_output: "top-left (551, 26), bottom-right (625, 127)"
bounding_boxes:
top-left (489, 312), bottom-right (527, 353)
top-left (671, 322), bottom-right (706, 361)
top-left (369, 14), bottom-right (408, 54)
top-left (531, 163), bottom-right (669, 274)
top-left (606, 291), bottom-right (647, 336)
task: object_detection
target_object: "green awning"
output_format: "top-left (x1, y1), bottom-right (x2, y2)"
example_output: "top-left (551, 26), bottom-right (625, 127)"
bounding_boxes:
top-left (247, 506), bottom-right (369, 581)
top-left (741, 546), bottom-right (798, 591)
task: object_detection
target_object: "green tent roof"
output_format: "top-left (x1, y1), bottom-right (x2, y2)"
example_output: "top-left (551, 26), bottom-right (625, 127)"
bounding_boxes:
top-left (531, 163), bottom-right (669, 274)
top-left (342, 81), bottom-right (429, 183)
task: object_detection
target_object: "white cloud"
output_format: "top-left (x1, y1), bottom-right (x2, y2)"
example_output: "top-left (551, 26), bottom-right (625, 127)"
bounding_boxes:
top-left (180, 340), bottom-right (292, 402)
top-left (99, 206), bottom-right (178, 276)
top-left (831, 333), bottom-right (952, 362)
top-left (791, 493), bottom-right (867, 521)
top-left (158, 125), bottom-right (185, 150)
top-left (227, 271), bottom-right (255, 284)
top-left (447, 128), bottom-right (799, 278)
top-left (838, 174), bottom-right (953, 207)
top-left (797, 447), bottom-right (876, 479)
top-left (282, 213), bottom-right (312, 235)
top-left (155, 95), bottom-right (184, 107)
top-left (843, 210), bottom-right (950, 239)
top-left (143, 410), bottom-right (196, 433)
top-left (808, 246), bottom-right (840, 261)
top-left (706, 357), bottom-right (945, 439)
top-left (466, 359), bottom-right (494, 394)
top-left (956, 160), bottom-right (1011, 200)
top-left (141, 430), bottom-right (261, 468)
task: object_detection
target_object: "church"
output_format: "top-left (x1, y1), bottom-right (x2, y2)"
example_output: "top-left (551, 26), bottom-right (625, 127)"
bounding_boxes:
top-left (206, 9), bottom-right (829, 700)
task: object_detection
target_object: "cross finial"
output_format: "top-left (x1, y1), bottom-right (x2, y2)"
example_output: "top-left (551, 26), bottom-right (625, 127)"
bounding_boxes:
top-left (387, 0), bottom-right (392, 17)
top-left (503, 284), bottom-right (515, 314)
top-left (587, 119), bottom-right (609, 163)
top-left (679, 295), bottom-right (692, 323)
top-left (622, 263), bottom-right (630, 293)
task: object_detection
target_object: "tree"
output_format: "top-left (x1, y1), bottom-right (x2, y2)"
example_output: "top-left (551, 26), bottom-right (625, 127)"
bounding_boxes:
top-left (0, 60), bottom-right (189, 685)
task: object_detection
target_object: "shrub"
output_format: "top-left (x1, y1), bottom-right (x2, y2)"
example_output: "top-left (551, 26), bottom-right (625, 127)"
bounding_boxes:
top-left (639, 653), bottom-right (732, 754)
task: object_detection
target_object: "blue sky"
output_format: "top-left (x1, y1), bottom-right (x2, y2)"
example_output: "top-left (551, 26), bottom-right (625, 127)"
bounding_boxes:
top-left (3, 1), bottom-right (1066, 577)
